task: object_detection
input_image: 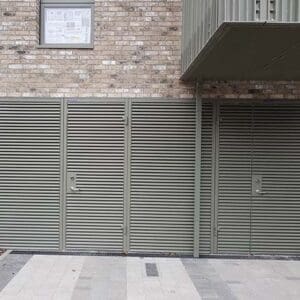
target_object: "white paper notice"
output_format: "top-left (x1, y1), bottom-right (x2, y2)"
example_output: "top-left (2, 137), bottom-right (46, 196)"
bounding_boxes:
top-left (44, 8), bottom-right (91, 44)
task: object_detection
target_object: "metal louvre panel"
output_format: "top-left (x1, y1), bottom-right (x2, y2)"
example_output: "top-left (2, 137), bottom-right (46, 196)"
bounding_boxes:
top-left (217, 104), bottom-right (252, 254)
top-left (130, 101), bottom-right (196, 254)
top-left (0, 101), bottom-right (61, 250)
top-left (251, 104), bottom-right (300, 255)
top-left (66, 102), bottom-right (125, 251)
top-left (199, 102), bottom-right (213, 254)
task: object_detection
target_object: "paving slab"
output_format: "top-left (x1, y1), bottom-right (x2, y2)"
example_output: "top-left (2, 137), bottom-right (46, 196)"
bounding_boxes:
top-left (72, 256), bottom-right (127, 300)
top-left (0, 255), bottom-right (201, 300)
top-left (0, 255), bottom-right (85, 300)
top-left (182, 258), bottom-right (237, 300)
top-left (127, 257), bottom-right (201, 300)
top-left (183, 258), bottom-right (300, 300)
top-left (0, 254), bottom-right (32, 293)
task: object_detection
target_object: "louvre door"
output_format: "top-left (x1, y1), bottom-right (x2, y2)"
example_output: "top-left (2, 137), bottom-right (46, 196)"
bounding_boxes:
top-left (129, 100), bottom-right (196, 254)
top-left (216, 103), bottom-right (253, 254)
top-left (0, 100), bottom-right (61, 250)
top-left (66, 100), bottom-right (125, 251)
top-left (251, 103), bottom-right (300, 255)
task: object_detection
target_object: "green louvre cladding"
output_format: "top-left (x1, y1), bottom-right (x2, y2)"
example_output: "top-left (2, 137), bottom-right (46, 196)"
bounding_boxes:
top-left (129, 101), bottom-right (196, 254)
top-left (1, 98), bottom-right (300, 256)
top-left (202, 100), bottom-right (300, 255)
top-left (0, 98), bottom-right (197, 255)
top-left (0, 100), bottom-right (62, 250)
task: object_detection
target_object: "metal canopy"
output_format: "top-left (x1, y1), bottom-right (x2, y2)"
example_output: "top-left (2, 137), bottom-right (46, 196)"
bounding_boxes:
top-left (181, 22), bottom-right (300, 82)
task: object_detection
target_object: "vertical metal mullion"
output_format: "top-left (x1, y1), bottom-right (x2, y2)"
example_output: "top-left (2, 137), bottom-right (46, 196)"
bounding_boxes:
top-left (123, 99), bottom-right (132, 254)
top-left (59, 98), bottom-right (67, 251)
top-left (211, 101), bottom-right (220, 254)
top-left (193, 85), bottom-right (202, 258)
top-left (249, 104), bottom-right (255, 254)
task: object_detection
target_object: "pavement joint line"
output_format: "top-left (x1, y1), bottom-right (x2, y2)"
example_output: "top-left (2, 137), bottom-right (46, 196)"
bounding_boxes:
top-left (0, 250), bottom-right (12, 262)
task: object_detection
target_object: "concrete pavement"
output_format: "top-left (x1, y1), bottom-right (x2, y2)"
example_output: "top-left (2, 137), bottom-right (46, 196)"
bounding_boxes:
top-left (0, 255), bottom-right (200, 300)
top-left (184, 258), bottom-right (300, 300)
top-left (0, 254), bottom-right (300, 299)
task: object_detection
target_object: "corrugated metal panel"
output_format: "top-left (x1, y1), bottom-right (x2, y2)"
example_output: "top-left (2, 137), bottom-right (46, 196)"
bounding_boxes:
top-left (0, 101), bottom-right (61, 250)
top-left (129, 101), bottom-right (196, 254)
top-left (66, 101), bottom-right (125, 251)
top-left (251, 104), bottom-right (300, 255)
top-left (199, 101), bottom-right (213, 255)
top-left (217, 103), bottom-right (252, 254)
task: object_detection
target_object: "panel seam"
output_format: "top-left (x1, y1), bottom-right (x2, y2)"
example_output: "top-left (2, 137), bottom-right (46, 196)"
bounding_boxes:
top-left (193, 86), bottom-right (201, 258)
top-left (59, 98), bottom-right (67, 251)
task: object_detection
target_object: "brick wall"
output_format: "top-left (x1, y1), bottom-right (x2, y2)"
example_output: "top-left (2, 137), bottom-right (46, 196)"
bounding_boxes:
top-left (200, 81), bottom-right (300, 100)
top-left (2, 1), bottom-right (299, 100)
top-left (0, 0), bottom-right (194, 98)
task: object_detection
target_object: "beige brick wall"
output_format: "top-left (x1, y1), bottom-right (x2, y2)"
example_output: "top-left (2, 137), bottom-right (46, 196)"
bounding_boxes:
top-left (200, 81), bottom-right (300, 100)
top-left (0, 0), bottom-right (195, 98)
top-left (2, 1), bottom-right (299, 100)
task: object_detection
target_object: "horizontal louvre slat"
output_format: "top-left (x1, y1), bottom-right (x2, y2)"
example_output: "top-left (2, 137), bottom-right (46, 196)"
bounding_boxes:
top-left (0, 101), bottom-right (61, 250)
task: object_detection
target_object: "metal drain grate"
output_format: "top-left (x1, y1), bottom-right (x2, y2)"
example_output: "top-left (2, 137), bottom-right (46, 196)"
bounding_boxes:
top-left (145, 263), bottom-right (159, 277)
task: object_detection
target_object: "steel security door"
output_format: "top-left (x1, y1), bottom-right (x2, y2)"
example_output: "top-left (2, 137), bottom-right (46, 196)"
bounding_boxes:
top-left (251, 104), bottom-right (300, 255)
top-left (65, 100), bottom-right (126, 251)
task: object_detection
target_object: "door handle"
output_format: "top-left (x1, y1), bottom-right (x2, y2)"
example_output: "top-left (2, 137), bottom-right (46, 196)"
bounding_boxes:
top-left (68, 172), bottom-right (81, 193)
top-left (252, 175), bottom-right (266, 196)
top-left (70, 186), bottom-right (81, 193)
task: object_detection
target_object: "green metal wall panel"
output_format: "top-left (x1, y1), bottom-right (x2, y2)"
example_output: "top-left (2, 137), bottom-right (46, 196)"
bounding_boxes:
top-left (129, 100), bottom-right (196, 254)
top-left (65, 100), bottom-right (125, 251)
top-left (0, 100), bottom-right (61, 250)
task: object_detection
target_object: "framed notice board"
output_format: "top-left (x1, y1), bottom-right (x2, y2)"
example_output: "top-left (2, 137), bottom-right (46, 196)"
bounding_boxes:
top-left (40, 0), bottom-right (94, 48)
